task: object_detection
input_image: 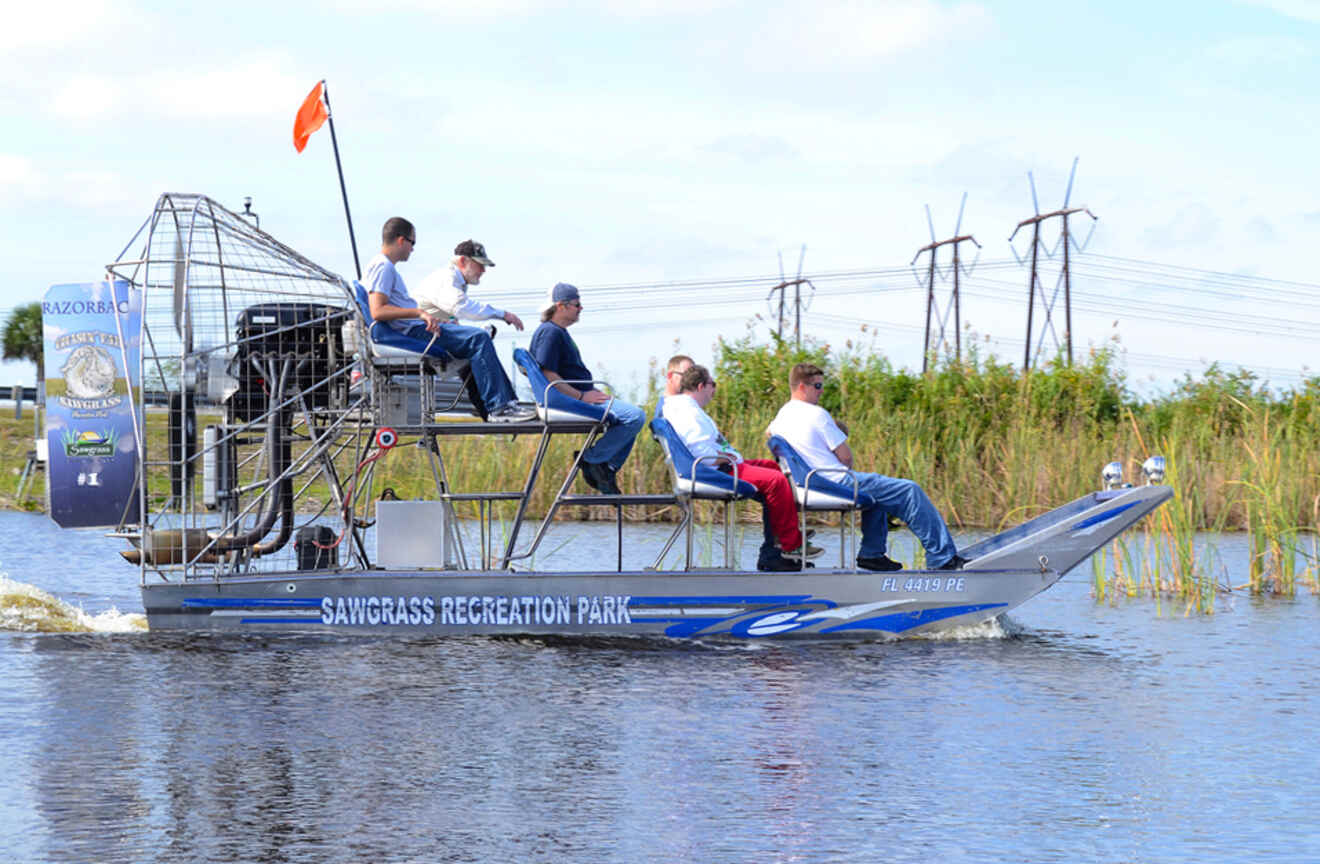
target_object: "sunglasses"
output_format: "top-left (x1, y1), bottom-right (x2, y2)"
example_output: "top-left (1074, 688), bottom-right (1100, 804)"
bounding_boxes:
top-left (812, 381), bottom-right (823, 390)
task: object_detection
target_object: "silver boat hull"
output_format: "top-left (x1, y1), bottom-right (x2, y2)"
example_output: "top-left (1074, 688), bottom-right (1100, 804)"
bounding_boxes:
top-left (140, 486), bottom-right (1172, 640)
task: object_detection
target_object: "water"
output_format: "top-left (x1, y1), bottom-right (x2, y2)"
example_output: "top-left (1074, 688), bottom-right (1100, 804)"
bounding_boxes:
top-left (2, 509), bottom-right (1318, 863)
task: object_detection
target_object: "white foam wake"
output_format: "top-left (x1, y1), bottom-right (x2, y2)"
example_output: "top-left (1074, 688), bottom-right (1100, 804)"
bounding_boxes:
top-left (0, 575), bottom-right (147, 633)
top-left (915, 614), bottom-right (1016, 640)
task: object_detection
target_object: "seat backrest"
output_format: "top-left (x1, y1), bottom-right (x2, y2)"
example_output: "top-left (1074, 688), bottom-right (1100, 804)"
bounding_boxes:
top-left (650, 416), bottom-right (695, 479)
top-left (351, 280), bottom-right (461, 365)
top-left (767, 433), bottom-right (874, 510)
top-left (352, 280), bottom-right (392, 347)
top-left (766, 434), bottom-right (812, 484)
top-left (512, 347), bottom-right (607, 423)
top-left (650, 416), bottom-right (756, 499)
top-left (352, 281), bottom-right (374, 323)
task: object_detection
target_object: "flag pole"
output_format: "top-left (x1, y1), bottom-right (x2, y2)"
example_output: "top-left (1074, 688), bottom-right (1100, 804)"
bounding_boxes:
top-left (320, 81), bottom-right (362, 280)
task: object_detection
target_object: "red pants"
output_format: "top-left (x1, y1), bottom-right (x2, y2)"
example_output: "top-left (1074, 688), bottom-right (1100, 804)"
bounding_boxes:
top-left (723, 459), bottom-right (802, 552)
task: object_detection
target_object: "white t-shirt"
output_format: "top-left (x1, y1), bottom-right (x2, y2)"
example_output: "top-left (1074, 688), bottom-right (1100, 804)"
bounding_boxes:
top-left (660, 393), bottom-right (743, 464)
top-left (767, 399), bottom-right (848, 472)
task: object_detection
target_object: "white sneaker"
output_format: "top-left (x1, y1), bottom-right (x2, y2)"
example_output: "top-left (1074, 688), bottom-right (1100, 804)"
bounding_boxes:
top-left (487, 402), bottom-right (536, 423)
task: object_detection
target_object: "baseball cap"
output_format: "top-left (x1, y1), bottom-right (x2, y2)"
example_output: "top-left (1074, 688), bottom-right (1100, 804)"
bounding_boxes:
top-left (454, 239), bottom-right (495, 267)
top-left (541, 282), bottom-right (580, 314)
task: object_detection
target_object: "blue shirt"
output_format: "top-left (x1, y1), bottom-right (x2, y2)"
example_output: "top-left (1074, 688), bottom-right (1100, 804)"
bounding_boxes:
top-left (529, 321), bottom-right (594, 391)
top-left (363, 253), bottom-right (420, 333)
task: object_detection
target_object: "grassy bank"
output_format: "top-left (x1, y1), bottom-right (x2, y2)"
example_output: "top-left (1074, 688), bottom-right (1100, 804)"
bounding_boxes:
top-left (7, 338), bottom-right (1319, 536)
top-left (0, 415), bottom-right (42, 512)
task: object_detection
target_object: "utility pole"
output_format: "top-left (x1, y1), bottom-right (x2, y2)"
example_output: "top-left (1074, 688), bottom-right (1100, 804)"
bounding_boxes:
top-left (766, 245), bottom-right (814, 349)
top-left (911, 194), bottom-right (980, 373)
top-left (1009, 157), bottom-right (1098, 371)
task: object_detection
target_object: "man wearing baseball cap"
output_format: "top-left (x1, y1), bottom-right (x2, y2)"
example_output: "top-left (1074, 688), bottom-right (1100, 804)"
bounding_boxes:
top-left (395, 237), bottom-right (531, 422)
top-left (528, 282), bottom-right (645, 495)
top-left (414, 240), bottom-right (524, 332)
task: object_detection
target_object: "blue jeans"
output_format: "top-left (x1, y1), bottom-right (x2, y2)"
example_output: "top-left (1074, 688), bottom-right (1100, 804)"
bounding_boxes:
top-left (855, 472), bottom-right (957, 567)
top-left (583, 398), bottom-right (645, 471)
top-left (398, 322), bottom-right (515, 411)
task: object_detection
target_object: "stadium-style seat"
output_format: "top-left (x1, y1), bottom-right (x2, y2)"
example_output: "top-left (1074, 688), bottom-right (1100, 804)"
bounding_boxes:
top-left (767, 434), bottom-right (874, 569)
top-left (511, 347), bottom-right (618, 425)
top-left (651, 416), bottom-right (757, 569)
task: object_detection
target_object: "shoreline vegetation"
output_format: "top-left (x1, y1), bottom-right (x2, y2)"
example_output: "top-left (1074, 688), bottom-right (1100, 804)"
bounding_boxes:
top-left (4, 336), bottom-right (1317, 598)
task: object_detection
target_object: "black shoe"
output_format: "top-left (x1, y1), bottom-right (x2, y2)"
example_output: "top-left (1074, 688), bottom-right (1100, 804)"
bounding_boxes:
top-left (758, 555), bottom-right (815, 572)
top-left (597, 465), bottom-right (622, 496)
top-left (936, 555), bottom-right (968, 571)
top-left (857, 555), bottom-right (904, 572)
top-left (578, 459), bottom-right (605, 493)
top-left (581, 461), bottom-right (620, 495)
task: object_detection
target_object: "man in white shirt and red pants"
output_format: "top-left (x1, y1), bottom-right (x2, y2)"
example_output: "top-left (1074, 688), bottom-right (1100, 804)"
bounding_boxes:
top-left (662, 364), bottom-right (822, 571)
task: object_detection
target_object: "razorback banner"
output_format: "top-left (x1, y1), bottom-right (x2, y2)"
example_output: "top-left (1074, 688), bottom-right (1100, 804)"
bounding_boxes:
top-left (43, 281), bottom-right (142, 528)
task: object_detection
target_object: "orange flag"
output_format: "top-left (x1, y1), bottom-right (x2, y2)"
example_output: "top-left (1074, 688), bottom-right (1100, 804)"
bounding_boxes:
top-left (293, 81), bottom-right (328, 153)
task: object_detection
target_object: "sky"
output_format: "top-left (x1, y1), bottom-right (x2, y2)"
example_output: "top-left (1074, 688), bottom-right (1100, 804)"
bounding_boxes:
top-left (2, 0), bottom-right (1318, 398)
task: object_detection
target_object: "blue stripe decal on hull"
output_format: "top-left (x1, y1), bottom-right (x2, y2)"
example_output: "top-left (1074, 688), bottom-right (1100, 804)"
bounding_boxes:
top-left (821, 603), bottom-right (1007, 634)
top-left (182, 597), bottom-right (322, 609)
top-left (1070, 501), bottom-right (1137, 531)
top-left (628, 595), bottom-right (813, 605)
top-left (239, 617), bottom-right (325, 624)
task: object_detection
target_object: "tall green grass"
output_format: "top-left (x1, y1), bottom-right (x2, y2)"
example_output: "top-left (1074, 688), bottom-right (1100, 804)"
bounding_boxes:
top-left (5, 334), bottom-right (1317, 595)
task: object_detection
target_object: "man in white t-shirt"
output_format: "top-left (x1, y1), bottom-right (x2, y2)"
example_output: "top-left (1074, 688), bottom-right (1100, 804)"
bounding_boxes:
top-left (767, 362), bottom-right (965, 571)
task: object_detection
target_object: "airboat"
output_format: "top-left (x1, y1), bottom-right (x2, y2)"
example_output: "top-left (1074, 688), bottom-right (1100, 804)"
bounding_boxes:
top-left (47, 193), bottom-right (1171, 639)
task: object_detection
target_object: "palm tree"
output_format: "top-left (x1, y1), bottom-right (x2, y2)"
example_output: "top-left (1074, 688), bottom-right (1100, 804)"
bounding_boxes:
top-left (3, 302), bottom-right (44, 397)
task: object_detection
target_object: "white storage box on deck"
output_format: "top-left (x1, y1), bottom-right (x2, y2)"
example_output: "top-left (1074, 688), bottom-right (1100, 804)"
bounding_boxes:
top-left (375, 500), bottom-right (451, 568)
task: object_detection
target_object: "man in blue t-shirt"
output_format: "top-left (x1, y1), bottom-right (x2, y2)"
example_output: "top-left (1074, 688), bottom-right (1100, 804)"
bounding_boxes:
top-left (528, 283), bottom-right (645, 495)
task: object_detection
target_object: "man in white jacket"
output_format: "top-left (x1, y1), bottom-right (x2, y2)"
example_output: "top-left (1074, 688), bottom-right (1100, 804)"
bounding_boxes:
top-left (401, 238), bottom-right (530, 421)
top-left (414, 239), bottom-right (525, 332)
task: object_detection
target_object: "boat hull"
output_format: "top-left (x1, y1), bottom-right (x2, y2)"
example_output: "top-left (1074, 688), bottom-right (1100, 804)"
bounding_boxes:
top-left (138, 485), bottom-right (1173, 640)
top-left (140, 565), bottom-right (1058, 640)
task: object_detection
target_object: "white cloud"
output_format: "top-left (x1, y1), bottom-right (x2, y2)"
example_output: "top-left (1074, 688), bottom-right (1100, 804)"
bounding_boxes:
top-left (1143, 203), bottom-right (1223, 252)
top-left (328, 0), bottom-right (990, 49)
top-left (762, 0), bottom-right (992, 61)
top-left (1209, 35), bottom-right (1310, 64)
top-left (1238, 0), bottom-right (1320, 23)
top-left (0, 154), bottom-right (47, 204)
top-left (0, 0), bottom-right (117, 54)
top-left (0, 152), bottom-right (136, 209)
top-left (49, 52), bottom-right (304, 123)
top-left (421, 80), bottom-right (956, 177)
top-left (330, 0), bottom-right (725, 12)
top-left (703, 133), bottom-right (800, 164)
